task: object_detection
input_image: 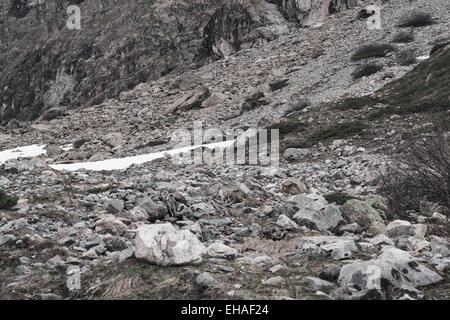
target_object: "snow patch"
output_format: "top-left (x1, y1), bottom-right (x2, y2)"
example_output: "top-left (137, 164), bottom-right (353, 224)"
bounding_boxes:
top-left (0, 145), bottom-right (47, 164)
top-left (61, 144), bottom-right (73, 152)
top-left (49, 140), bottom-right (236, 172)
top-left (1, 129), bottom-right (261, 172)
top-left (416, 55), bottom-right (430, 61)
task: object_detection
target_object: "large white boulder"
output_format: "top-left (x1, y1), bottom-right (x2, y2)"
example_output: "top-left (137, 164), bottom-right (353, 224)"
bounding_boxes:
top-left (386, 220), bottom-right (412, 238)
top-left (378, 247), bottom-right (443, 287)
top-left (288, 194), bottom-right (344, 231)
top-left (336, 260), bottom-right (421, 300)
top-left (135, 223), bottom-right (207, 266)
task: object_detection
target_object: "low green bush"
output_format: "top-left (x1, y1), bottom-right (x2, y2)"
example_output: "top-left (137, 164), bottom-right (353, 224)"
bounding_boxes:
top-left (0, 190), bottom-right (18, 210)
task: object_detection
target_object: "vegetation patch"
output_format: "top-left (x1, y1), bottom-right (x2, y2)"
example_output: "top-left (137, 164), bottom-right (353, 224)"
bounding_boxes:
top-left (369, 45), bottom-right (450, 118)
top-left (392, 31), bottom-right (415, 43)
top-left (397, 12), bottom-right (436, 28)
top-left (0, 190), bottom-right (18, 210)
top-left (334, 96), bottom-right (379, 111)
top-left (351, 43), bottom-right (394, 61)
top-left (352, 64), bottom-right (383, 80)
top-left (87, 185), bottom-right (116, 194)
top-left (309, 121), bottom-right (370, 143)
top-left (397, 49), bottom-right (416, 66)
top-left (266, 120), bottom-right (308, 137)
top-left (379, 130), bottom-right (449, 216)
top-left (269, 79), bottom-right (289, 91)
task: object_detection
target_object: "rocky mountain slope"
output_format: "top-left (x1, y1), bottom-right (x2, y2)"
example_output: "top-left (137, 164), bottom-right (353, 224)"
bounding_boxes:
top-left (0, 0), bottom-right (358, 124)
top-left (0, 0), bottom-right (449, 300)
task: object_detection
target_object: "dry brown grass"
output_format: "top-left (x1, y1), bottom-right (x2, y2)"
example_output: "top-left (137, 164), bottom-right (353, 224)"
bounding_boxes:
top-left (79, 261), bottom-right (208, 300)
top-left (100, 274), bottom-right (142, 300)
top-left (0, 271), bottom-right (66, 300)
top-left (234, 237), bottom-right (300, 259)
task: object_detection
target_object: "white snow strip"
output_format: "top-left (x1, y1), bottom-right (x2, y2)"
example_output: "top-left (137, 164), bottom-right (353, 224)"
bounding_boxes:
top-left (416, 55), bottom-right (430, 61)
top-left (0, 144), bottom-right (47, 164)
top-left (0, 129), bottom-right (260, 172)
top-left (61, 144), bottom-right (74, 152)
top-left (49, 140), bottom-right (237, 172)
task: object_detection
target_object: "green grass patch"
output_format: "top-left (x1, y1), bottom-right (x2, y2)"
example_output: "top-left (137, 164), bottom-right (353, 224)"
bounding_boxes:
top-left (334, 96), bottom-right (379, 111)
top-left (310, 121), bottom-right (370, 142)
top-left (0, 190), bottom-right (18, 210)
top-left (368, 44), bottom-right (450, 119)
top-left (86, 185), bottom-right (116, 194)
top-left (266, 120), bottom-right (308, 137)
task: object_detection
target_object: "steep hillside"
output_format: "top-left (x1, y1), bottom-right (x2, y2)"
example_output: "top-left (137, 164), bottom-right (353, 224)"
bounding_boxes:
top-left (374, 41), bottom-right (450, 115)
top-left (0, 0), bottom-right (358, 124)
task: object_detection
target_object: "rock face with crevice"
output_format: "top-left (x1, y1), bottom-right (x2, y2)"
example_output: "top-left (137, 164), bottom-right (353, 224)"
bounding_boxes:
top-left (0, 0), bottom-right (360, 125)
top-left (269, 0), bottom-right (358, 24)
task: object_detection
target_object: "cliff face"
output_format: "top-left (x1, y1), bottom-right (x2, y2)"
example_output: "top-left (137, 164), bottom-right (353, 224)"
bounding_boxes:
top-left (0, 0), bottom-right (358, 124)
top-left (269, 0), bottom-right (358, 24)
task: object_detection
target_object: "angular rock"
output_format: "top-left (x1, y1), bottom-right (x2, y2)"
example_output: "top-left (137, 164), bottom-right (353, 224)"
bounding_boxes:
top-left (201, 92), bottom-right (227, 109)
top-left (419, 201), bottom-right (442, 217)
top-left (42, 107), bottom-right (66, 121)
top-left (95, 215), bottom-right (127, 235)
top-left (281, 178), bottom-right (307, 195)
top-left (167, 87), bottom-right (210, 114)
top-left (386, 220), bottom-right (416, 238)
top-left (0, 234), bottom-right (16, 246)
top-left (137, 198), bottom-right (168, 222)
top-left (66, 266), bottom-right (81, 291)
top-left (135, 223), bottom-right (207, 266)
top-left (45, 255), bottom-right (65, 271)
top-left (122, 206), bottom-right (149, 222)
top-left (367, 234), bottom-right (395, 247)
top-left (322, 240), bottom-right (358, 260)
top-left (301, 276), bottom-right (334, 291)
top-left (284, 148), bottom-right (311, 162)
top-left (206, 243), bottom-right (238, 259)
top-left (431, 212), bottom-right (448, 223)
top-left (378, 247), bottom-right (443, 287)
top-left (336, 260), bottom-right (422, 300)
top-left (342, 199), bottom-right (385, 230)
top-left (289, 194), bottom-right (344, 231)
top-left (276, 214), bottom-right (298, 230)
top-left (103, 132), bottom-right (124, 148)
top-left (430, 236), bottom-right (450, 257)
top-left (239, 91), bottom-right (267, 114)
top-left (103, 199), bottom-right (124, 214)
top-left (262, 276), bottom-right (285, 288)
top-left (319, 265), bottom-right (342, 282)
top-left (296, 236), bottom-right (358, 260)
top-left (103, 235), bottom-right (129, 252)
top-left (195, 272), bottom-right (218, 288)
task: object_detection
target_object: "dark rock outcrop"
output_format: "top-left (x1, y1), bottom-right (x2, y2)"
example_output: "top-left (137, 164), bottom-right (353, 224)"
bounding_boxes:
top-left (0, 0), bottom-right (359, 125)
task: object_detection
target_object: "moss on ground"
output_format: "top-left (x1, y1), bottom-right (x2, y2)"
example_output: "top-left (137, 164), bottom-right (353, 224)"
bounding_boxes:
top-left (0, 190), bottom-right (18, 210)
